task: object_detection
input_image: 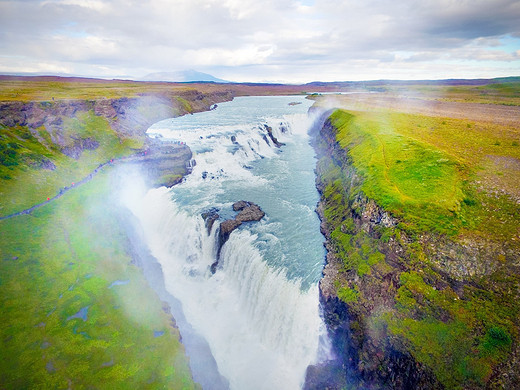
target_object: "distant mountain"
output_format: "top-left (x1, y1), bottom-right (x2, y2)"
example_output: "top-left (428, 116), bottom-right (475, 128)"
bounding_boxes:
top-left (140, 70), bottom-right (229, 83)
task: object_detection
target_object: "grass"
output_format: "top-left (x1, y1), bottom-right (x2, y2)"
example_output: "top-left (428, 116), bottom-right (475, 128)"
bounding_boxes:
top-left (329, 109), bottom-right (520, 240)
top-left (0, 169), bottom-right (199, 389)
top-left (330, 109), bottom-right (466, 235)
top-left (318, 106), bottom-right (520, 389)
top-left (0, 111), bottom-right (141, 216)
top-left (0, 79), bottom-right (202, 102)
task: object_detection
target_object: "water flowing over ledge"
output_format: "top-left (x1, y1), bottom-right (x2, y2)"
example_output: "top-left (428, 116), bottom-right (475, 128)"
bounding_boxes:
top-left (121, 96), bottom-right (329, 389)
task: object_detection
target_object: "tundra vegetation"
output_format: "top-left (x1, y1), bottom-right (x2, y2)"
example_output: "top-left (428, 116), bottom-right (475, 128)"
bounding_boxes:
top-left (1, 76), bottom-right (519, 389)
top-left (314, 80), bottom-right (520, 389)
top-left (0, 78), bottom-right (232, 388)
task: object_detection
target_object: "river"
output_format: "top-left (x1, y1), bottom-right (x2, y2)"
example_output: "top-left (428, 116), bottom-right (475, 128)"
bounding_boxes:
top-left (122, 96), bottom-right (327, 389)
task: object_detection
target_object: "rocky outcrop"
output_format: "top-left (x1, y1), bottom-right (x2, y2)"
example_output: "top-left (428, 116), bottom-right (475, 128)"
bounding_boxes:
top-left (262, 124), bottom-right (285, 147)
top-left (127, 143), bottom-right (193, 188)
top-left (201, 208), bottom-right (220, 234)
top-left (0, 90), bottom-right (234, 144)
top-left (62, 137), bottom-right (100, 159)
top-left (209, 201), bottom-right (265, 273)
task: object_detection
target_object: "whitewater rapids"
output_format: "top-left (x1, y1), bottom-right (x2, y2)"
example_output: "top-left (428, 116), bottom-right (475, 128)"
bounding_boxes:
top-left (122, 96), bottom-right (328, 390)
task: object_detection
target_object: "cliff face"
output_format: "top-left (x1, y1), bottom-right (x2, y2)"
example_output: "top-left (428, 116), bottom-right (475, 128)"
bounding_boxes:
top-left (309, 115), bottom-right (520, 390)
top-left (0, 90), bottom-right (233, 143)
top-left (0, 89), bottom-right (233, 215)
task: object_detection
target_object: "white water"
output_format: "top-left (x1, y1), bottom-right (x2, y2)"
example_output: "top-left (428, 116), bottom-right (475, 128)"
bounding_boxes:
top-left (123, 96), bottom-right (327, 389)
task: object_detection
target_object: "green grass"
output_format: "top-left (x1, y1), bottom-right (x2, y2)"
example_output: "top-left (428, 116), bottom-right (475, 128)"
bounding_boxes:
top-left (0, 111), bottom-right (141, 216)
top-left (0, 170), bottom-right (199, 389)
top-left (329, 109), bottom-right (520, 240)
top-left (330, 109), bottom-right (466, 235)
top-left (318, 108), bottom-right (520, 389)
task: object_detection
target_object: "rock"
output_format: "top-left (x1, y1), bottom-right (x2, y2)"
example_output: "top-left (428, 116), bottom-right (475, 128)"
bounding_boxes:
top-left (210, 201), bottom-right (265, 273)
top-left (218, 219), bottom-right (242, 244)
top-left (263, 124), bottom-right (285, 147)
top-left (201, 208), bottom-right (220, 234)
top-left (61, 137), bottom-right (100, 159)
top-left (235, 202), bottom-right (265, 223)
top-left (232, 200), bottom-right (249, 211)
top-left (40, 158), bottom-right (57, 170)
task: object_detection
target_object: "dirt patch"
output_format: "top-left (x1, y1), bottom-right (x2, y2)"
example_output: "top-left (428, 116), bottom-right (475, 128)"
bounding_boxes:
top-left (479, 155), bottom-right (520, 203)
top-left (322, 93), bottom-right (520, 127)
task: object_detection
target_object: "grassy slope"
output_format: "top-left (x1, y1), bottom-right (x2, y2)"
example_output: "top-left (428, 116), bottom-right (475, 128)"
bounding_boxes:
top-left (0, 111), bottom-right (141, 216)
top-left (318, 88), bottom-right (520, 388)
top-left (0, 80), bottom-right (213, 388)
top-left (0, 170), bottom-right (198, 389)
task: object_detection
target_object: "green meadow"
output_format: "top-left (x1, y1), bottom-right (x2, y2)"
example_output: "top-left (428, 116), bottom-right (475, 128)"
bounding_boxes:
top-left (319, 105), bottom-right (520, 389)
top-left (0, 80), bottom-right (207, 389)
top-left (329, 108), bottom-right (520, 239)
top-left (0, 169), bottom-right (198, 389)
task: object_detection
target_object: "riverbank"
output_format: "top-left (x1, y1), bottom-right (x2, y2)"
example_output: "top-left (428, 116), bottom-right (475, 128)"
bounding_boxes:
top-left (310, 92), bottom-right (520, 389)
top-left (0, 81), bottom-right (233, 388)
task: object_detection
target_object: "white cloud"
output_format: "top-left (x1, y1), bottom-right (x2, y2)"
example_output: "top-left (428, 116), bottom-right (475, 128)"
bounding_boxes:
top-left (41, 0), bottom-right (108, 11)
top-left (0, 0), bottom-right (519, 81)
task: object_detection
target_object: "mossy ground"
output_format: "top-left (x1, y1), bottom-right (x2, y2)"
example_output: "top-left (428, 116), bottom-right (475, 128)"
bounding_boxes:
top-left (0, 111), bottom-right (141, 216)
top-left (0, 82), bottom-right (205, 389)
top-left (318, 105), bottom-right (520, 389)
top-left (0, 170), bottom-right (198, 389)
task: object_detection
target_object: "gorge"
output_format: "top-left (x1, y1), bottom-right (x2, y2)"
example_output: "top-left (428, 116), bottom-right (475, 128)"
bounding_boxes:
top-left (122, 96), bottom-right (327, 390)
top-left (1, 77), bottom-right (519, 390)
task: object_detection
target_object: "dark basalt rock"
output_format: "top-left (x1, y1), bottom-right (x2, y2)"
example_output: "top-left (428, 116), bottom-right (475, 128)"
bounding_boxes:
top-left (263, 124), bottom-right (285, 147)
top-left (201, 208), bottom-right (220, 234)
top-left (210, 201), bottom-right (265, 273)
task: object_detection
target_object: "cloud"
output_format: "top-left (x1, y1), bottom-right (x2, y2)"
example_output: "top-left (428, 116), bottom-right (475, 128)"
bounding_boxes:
top-left (0, 0), bottom-right (519, 82)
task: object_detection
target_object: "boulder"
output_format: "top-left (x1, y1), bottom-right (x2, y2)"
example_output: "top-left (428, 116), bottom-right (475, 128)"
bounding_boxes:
top-left (210, 201), bottom-right (265, 273)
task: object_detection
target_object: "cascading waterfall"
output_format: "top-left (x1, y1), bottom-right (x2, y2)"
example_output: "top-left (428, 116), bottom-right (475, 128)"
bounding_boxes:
top-left (122, 96), bottom-right (328, 390)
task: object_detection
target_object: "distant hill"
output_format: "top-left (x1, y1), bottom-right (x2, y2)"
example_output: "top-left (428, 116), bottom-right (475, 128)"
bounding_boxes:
top-left (140, 70), bottom-right (229, 83)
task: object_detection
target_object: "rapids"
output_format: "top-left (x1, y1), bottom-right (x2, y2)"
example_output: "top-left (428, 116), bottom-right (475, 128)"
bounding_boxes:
top-left (123, 96), bottom-right (328, 389)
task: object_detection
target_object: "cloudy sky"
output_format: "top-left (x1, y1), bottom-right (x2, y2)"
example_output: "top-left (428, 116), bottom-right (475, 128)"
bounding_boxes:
top-left (1, 0), bottom-right (519, 83)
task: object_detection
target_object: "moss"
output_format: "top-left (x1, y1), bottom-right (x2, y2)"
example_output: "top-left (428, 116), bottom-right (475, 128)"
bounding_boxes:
top-left (317, 107), bottom-right (520, 389)
top-left (0, 171), bottom-right (199, 389)
top-left (338, 286), bottom-right (359, 303)
top-left (176, 97), bottom-right (193, 113)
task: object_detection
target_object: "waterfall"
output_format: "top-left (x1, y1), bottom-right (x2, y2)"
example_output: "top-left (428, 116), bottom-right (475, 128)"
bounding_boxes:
top-left (123, 96), bottom-right (327, 390)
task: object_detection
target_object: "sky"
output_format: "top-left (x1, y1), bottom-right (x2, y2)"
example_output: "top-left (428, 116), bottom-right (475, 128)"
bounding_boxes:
top-left (0, 0), bottom-right (519, 83)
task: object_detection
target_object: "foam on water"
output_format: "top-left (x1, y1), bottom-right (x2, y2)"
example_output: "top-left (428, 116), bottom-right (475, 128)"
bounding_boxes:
top-left (124, 96), bottom-right (328, 389)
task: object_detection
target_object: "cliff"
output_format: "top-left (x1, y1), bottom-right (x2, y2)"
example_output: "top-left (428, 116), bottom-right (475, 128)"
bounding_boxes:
top-left (0, 89), bottom-right (233, 215)
top-left (0, 90), bottom-right (232, 143)
top-left (0, 85), bottom-right (234, 389)
top-left (307, 110), bottom-right (520, 389)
